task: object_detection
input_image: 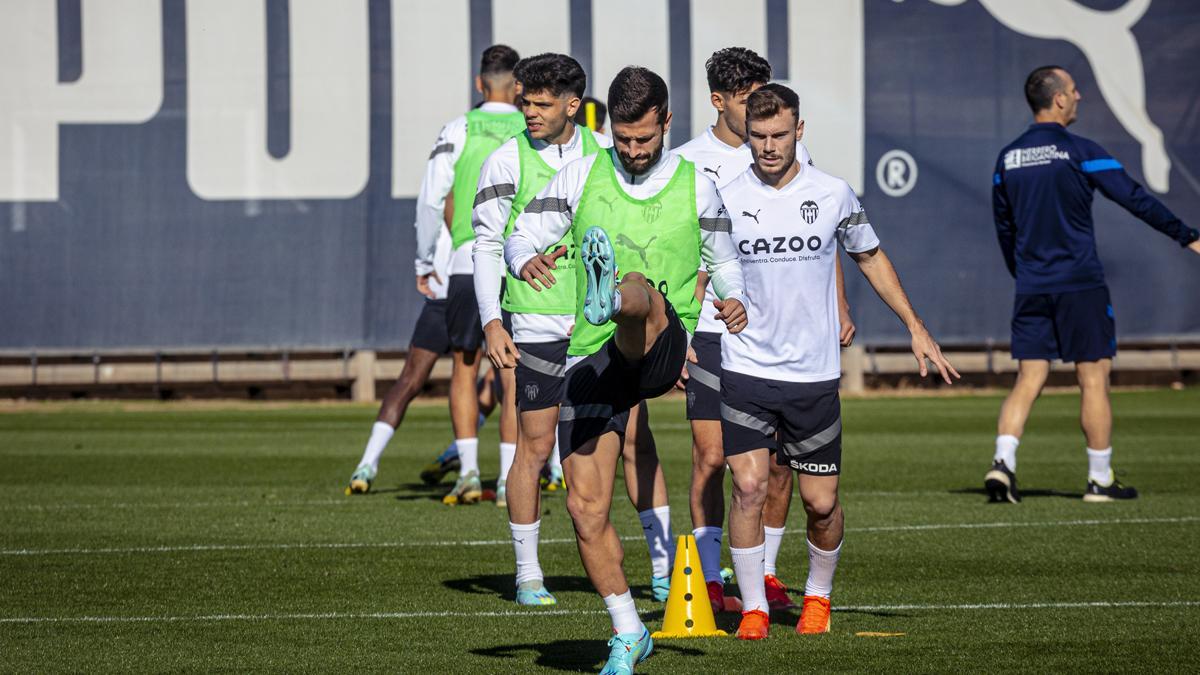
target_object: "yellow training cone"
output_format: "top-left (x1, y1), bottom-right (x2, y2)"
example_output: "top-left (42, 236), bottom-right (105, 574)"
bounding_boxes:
top-left (651, 534), bottom-right (728, 638)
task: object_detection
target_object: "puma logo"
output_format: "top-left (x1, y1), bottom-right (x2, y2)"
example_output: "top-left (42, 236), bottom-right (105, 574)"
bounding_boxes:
top-left (703, 165), bottom-right (721, 180)
top-left (596, 194), bottom-right (619, 210)
top-left (512, 537), bottom-right (525, 545)
top-left (742, 209), bottom-right (761, 224)
top-left (615, 233), bottom-right (657, 267)
top-left (642, 524), bottom-right (654, 531)
top-left (931, 0), bottom-right (1171, 192)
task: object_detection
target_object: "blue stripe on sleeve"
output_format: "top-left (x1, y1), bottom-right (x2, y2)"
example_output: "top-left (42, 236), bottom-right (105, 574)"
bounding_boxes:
top-left (1081, 158), bottom-right (1123, 173)
top-left (993, 172), bottom-right (1002, 185)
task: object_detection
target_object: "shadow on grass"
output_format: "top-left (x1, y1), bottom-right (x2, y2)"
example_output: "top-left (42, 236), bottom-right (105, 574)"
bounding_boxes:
top-left (445, 574), bottom-right (596, 600)
top-left (472, 639), bottom-right (703, 672)
top-left (950, 487), bottom-right (1084, 500)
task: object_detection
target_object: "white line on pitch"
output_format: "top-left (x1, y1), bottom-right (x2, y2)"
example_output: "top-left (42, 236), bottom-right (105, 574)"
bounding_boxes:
top-left (1, 516), bottom-right (1195, 557)
top-left (2, 600), bottom-right (1197, 625)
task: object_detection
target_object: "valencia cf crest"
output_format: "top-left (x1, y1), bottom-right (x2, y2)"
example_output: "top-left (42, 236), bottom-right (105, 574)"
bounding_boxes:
top-left (800, 200), bottom-right (819, 225)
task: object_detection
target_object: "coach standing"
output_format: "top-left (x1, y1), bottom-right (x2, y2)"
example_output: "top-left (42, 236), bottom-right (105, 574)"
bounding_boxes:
top-left (984, 66), bottom-right (1200, 504)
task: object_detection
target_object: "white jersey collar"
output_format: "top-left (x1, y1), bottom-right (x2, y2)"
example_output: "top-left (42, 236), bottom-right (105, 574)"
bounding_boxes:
top-left (610, 147), bottom-right (678, 186)
top-left (704, 125), bottom-right (743, 154)
top-left (528, 124), bottom-right (582, 152)
top-left (479, 101), bottom-right (519, 114)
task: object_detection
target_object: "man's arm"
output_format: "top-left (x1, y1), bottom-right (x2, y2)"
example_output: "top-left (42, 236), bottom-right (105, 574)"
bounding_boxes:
top-left (850, 247), bottom-right (959, 383)
top-left (835, 255), bottom-right (855, 347)
top-left (505, 159), bottom-right (581, 289)
top-left (992, 164), bottom-right (1018, 277)
top-left (415, 119), bottom-right (465, 271)
top-left (473, 142), bottom-right (521, 368)
top-left (1080, 140), bottom-right (1199, 250)
top-left (695, 176), bottom-right (748, 332)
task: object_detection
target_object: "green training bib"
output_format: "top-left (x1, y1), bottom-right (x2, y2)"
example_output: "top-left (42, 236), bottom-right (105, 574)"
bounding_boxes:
top-left (449, 108), bottom-right (526, 250)
top-left (501, 126), bottom-right (601, 315)
top-left (568, 150), bottom-right (702, 356)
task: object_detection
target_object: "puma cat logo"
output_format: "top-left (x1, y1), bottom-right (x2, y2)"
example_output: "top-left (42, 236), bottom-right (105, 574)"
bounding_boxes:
top-left (742, 209), bottom-right (761, 224)
top-left (615, 233), bottom-right (657, 267)
top-left (703, 165), bottom-right (721, 180)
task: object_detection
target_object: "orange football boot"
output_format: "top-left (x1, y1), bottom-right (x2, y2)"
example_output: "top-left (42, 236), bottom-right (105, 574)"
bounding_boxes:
top-left (707, 581), bottom-right (743, 614)
top-left (736, 609), bottom-right (770, 640)
top-left (764, 574), bottom-right (796, 609)
top-left (797, 595), bottom-right (831, 634)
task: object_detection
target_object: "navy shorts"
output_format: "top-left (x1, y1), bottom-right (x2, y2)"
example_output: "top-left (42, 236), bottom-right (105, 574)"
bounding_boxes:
top-left (1011, 286), bottom-right (1116, 363)
top-left (720, 370), bottom-right (842, 476)
top-left (410, 299), bottom-right (451, 354)
top-left (515, 340), bottom-right (569, 412)
top-left (686, 331), bottom-right (722, 421)
top-left (558, 297), bottom-right (688, 457)
top-left (446, 274), bottom-right (484, 352)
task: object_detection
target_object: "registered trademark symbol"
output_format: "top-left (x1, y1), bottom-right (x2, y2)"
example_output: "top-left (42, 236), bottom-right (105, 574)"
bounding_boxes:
top-left (875, 149), bottom-right (918, 197)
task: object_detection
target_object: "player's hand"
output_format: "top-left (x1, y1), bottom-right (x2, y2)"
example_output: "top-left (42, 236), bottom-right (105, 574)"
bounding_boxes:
top-left (416, 271), bottom-right (441, 299)
top-left (675, 345), bottom-right (699, 390)
top-left (714, 298), bottom-right (747, 334)
top-left (483, 320), bottom-right (519, 369)
top-left (909, 322), bottom-right (960, 385)
top-left (520, 245), bottom-right (567, 291)
top-left (838, 303), bottom-right (856, 347)
top-left (1188, 239), bottom-right (1200, 255)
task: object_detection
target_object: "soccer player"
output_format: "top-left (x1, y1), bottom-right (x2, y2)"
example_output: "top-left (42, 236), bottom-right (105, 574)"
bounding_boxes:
top-left (474, 52), bottom-right (677, 607)
top-left (719, 84), bottom-right (958, 640)
top-left (414, 45), bottom-right (527, 504)
top-left (671, 46), bottom-right (856, 615)
top-left (985, 66), bottom-right (1199, 503)
top-left (506, 66), bottom-right (747, 673)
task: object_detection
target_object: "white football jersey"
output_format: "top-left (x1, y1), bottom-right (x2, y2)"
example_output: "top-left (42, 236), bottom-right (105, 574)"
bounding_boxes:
top-left (672, 126), bottom-right (812, 334)
top-left (720, 162), bottom-right (879, 383)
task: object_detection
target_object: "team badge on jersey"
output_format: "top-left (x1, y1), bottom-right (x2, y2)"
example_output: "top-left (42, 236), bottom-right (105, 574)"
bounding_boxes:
top-left (800, 200), bottom-right (820, 225)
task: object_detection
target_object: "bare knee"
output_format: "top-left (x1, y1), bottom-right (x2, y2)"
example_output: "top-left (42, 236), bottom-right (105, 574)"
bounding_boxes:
top-left (803, 493), bottom-right (840, 524)
top-left (567, 492), bottom-right (609, 538)
top-left (731, 472), bottom-right (768, 511)
top-left (621, 271), bottom-right (648, 287)
top-left (692, 441), bottom-right (725, 478)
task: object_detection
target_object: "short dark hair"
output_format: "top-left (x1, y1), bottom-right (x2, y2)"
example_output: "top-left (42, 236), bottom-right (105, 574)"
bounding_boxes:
top-left (479, 44), bottom-right (520, 78)
top-left (705, 47), bottom-right (772, 94)
top-left (574, 96), bottom-right (607, 129)
top-left (1024, 65), bottom-right (1065, 113)
top-left (514, 53), bottom-right (586, 98)
top-left (608, 67), bottom-right (669, 125)
top-left (746, 83), bottom-right (800, 124)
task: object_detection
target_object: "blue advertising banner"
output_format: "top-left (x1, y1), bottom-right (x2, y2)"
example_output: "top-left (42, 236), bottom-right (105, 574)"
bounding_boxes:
top-left (1, 0), bottom-right (1196, 349)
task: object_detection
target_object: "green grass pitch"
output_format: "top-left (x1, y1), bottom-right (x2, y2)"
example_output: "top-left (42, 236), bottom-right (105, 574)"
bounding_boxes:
top-left (1, 389), bottom-right (1198, 672)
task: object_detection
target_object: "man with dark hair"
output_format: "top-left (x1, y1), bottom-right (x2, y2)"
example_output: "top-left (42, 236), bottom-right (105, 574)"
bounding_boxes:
top-left (344, 227), bottom-right (499, 493)
top-left (986, 66), bottom-right (1199, 504)
top-left (722, 83), bottom-right (957, 640)
top-left (472, 53), bottom-right (676, 608)
top-left (412, 45), bottom-right (525, 505)
top-left (505, 66), bottom-right (747, 673)
top-left (671, 45), bottom-right (856, 616)
top-left (573, 96), bottom-right (607, 135)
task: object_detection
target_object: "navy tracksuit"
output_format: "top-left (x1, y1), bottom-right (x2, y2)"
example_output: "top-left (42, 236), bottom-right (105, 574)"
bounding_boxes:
top-left (992, 122), bottom-right (1198, 361)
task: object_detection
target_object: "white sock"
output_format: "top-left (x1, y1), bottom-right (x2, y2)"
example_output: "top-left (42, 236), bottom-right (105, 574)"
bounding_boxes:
top-left (603, 591), bottom-right (642, 635)
top-left (692, 526), bottom-right (724, 583)
top-left (731, 543), bottom-right (767, 613)
top-left (457, 438), bottom-right (479, 475)
top-left (763, 526), bottom-right (786, 577)
top-left (359, 422), bottom-right (394, 470)
top-left (994, 434), bottom-right (1019, 471)
top-left (499, 442), bottom-right (516, 482)
top-left (1087, 447), bottom-right (1113, 485)
top-left (638, 506), bottom-right (675, 578)
top-left (510, 520), bottom-right (543, 585)
top-left (804, 538), bottom-right (842, 598)
top-left (549, 437), bottom-right (562, 473)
